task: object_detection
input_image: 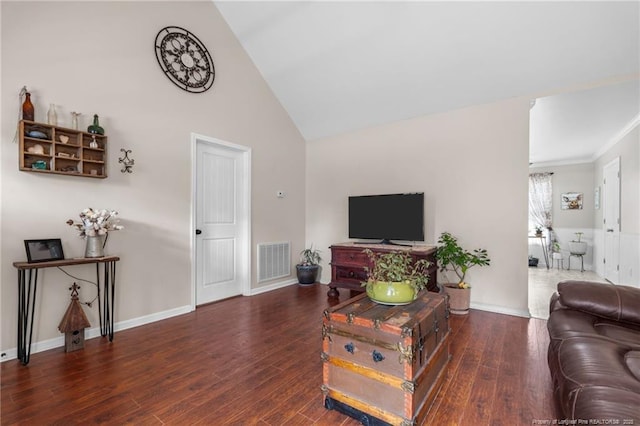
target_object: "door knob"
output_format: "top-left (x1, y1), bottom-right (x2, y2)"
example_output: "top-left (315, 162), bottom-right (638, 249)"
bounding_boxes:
top-left (195, 229), bottom-right (202, 235)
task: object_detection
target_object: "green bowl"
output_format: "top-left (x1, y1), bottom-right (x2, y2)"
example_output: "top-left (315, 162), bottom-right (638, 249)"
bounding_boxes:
top-left (365, 280), bottom-right (418, 305)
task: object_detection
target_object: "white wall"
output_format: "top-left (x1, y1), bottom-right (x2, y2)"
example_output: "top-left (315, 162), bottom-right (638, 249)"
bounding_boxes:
top-left (306, 98), bottom-right (531, 317)
top-left (1, 2), bottom-right (306, 356)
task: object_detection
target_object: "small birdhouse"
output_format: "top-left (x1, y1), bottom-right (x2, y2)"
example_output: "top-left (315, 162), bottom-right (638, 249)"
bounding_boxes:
top-left (58, 283), bottom-right (91, 352)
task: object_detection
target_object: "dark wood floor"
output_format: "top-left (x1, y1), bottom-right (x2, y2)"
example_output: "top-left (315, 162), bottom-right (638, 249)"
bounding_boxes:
top-left (1, 284), bottom-right (556, 425)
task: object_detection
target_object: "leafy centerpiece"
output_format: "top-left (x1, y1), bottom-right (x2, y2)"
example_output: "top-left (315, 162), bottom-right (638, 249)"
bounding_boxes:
top-left (66, 208), bottom-right (122, 258)
top-left (362, 249), bottom-right (430, 305)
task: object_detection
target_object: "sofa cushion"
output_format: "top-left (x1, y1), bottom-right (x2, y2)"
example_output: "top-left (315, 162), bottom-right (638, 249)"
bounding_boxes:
top-left (549, 336), bottom-right (640, 420)
top-left (570, 386), bottom-right (640, 422)
top-left (557, 280), bottom-right (640, 326)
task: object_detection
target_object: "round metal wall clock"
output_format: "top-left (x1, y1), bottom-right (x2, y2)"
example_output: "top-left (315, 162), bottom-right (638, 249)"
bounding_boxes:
top-left (154, 26), bottom-right (215, 93)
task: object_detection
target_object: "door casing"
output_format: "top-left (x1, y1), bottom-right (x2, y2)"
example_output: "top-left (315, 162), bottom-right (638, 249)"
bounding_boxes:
top-left (191, 133), bottom-right (251, 309)
top-left (603, 157), bottom-right (620, 284)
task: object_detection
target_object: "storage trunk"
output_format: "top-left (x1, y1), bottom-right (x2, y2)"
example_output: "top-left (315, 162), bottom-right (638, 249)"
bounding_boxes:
top-left (322, 291), bottom-right (450, 426)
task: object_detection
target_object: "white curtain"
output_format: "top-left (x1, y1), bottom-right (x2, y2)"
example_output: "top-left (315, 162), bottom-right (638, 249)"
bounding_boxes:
top-left (529, 173), bottom-right (553, 230)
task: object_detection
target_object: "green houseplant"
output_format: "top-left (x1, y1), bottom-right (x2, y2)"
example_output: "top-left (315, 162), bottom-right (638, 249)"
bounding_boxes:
top-left (296, 245), bottom-right (322, 285)
top-left (361, 249), bottom-right (430, 305)
top-left (435, 232), bottom-right (490, 314)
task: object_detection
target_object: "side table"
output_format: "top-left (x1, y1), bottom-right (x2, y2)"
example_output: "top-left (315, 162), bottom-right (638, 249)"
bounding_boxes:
top-left (12, 256), bottom-right (120, 365)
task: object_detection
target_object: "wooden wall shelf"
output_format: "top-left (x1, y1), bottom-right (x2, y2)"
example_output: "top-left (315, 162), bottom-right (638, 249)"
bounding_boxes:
top-left (18, 120), bottom-right (107, 178)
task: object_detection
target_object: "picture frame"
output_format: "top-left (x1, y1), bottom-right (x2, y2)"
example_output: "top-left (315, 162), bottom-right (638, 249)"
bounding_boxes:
top-left (561, 192), bottom-right (583, 210)
top-left (24, 238), bottom-right (65, 263)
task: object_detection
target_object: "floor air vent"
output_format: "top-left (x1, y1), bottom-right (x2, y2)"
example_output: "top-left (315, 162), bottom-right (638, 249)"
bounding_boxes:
top-left (258, 242), bottom-right (291, 282)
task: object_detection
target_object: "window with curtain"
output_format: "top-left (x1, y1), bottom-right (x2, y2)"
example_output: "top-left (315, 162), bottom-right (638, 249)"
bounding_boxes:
top-left (528, 172), bottom-right (553, 232)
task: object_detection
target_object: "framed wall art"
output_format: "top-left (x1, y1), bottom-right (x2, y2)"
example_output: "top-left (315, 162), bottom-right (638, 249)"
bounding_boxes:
top-left (561, 192), bottom-right (583, 210)
top-left (24, 238), bottom-right (65, 263)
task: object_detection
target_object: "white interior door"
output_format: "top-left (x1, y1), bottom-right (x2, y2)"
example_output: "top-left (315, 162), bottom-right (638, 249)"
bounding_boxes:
top-left (603, 157), bottom-right (620, 284)
top-left (195, 137), bottom-right (250, 305)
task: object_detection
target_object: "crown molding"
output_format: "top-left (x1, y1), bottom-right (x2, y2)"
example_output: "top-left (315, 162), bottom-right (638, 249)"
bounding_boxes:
top-left (592, 113), bottom-right (640, 161)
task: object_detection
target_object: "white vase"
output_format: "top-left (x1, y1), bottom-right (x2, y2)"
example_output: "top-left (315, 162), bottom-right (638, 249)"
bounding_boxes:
top-left (85, 235), bottom-right (106, 258)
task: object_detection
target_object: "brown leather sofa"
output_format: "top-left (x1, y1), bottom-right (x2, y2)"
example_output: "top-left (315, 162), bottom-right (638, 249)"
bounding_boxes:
top-left (547, 280), bottom-right (640, 422)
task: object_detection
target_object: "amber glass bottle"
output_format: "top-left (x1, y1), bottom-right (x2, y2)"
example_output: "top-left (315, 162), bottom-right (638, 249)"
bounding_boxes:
top-left (22, 92), bottom-right (34, 121)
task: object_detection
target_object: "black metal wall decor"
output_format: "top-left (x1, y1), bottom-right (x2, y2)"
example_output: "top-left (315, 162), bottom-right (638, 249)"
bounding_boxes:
top-left (119, 149), bottom-right (135, 173)
top-left (154, 26), bottom-right (215, 93)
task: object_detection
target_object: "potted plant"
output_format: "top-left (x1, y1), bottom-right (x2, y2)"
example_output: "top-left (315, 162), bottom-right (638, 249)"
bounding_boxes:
top-left (435, 232), bottom-right (490, 315)
top-left (534, 226), bottom-right (543, 237)
top-left (361, 249), bottom-right (430, 305)
top-left (569, 232), bottom-right (587, 255)
top-left (66, 208), bottom-right (123, 258)
top-left (296, 245), bottom-right (322, 285)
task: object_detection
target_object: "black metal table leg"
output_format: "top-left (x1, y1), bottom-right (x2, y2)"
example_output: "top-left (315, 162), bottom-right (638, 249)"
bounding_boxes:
top-left (96, 263), bottom-right (103, 336)
top-left (17, 268), bottom-right (38, 365)
top-left (97, 261), bottom-right (116, 341)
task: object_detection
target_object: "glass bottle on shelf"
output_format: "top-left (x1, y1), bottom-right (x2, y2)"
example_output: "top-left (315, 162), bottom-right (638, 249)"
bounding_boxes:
top-left (71, 112), bottom-right (80, 130)
top-left (47, 104), bottom-right (57, 125)
top-left (22, 92), bottom-right (34, 121)
top-left (87, 114), bottom-right (104, 135)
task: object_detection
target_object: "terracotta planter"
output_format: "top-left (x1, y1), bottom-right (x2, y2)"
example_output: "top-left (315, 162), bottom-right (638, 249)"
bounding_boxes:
top-left (443, 284), bottom-right (470, 315)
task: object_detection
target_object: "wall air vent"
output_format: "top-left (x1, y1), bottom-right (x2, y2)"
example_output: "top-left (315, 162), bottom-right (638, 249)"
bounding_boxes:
top-left (257, 242), bottom-right (290, 282)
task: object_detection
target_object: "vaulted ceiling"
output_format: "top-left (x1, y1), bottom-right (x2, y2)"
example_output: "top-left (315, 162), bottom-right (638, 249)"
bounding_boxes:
top-left (215, 1), bottom-right (640, 162)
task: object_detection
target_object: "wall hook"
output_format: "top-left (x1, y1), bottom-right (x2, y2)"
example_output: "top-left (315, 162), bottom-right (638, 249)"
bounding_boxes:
top-left (118, 149), bottom-right (134, 173)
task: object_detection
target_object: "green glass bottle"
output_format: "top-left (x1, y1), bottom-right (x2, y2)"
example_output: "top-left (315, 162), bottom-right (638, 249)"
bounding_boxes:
top-left (87, 114), bottom-right (104, 135)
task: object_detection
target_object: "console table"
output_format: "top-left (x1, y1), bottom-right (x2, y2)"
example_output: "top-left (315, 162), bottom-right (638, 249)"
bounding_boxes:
top-left (328, 243), bottom-right (438, 298)
top-left (12, 256), bottom-right (120, 365)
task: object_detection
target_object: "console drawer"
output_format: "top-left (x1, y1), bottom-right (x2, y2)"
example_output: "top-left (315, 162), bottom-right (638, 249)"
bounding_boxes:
top-left (333, 265), bottom-right (368, 285)
top-left (332, 249), bottom-right (369, 265)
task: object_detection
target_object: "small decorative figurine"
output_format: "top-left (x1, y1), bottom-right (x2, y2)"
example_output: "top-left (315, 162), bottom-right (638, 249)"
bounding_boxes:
top-left (58, 283), bottom-right (91, 352)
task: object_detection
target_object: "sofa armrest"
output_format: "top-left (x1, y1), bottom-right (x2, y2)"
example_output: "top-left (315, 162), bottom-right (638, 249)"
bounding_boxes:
top-left (557, 280), bottom-right (640, 326)
top-left (549, 292), bottom-right (565, 314)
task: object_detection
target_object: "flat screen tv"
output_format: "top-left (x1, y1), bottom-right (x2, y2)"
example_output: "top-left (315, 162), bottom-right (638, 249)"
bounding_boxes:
top-left (348, 193), bottom-right (424, 244)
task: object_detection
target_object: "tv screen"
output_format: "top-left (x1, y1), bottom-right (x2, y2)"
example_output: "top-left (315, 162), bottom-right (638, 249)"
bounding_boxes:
top-left (348, 193), bottom-right (424, 242)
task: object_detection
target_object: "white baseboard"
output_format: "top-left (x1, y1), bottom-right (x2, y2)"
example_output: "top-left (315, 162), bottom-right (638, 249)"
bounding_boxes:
top-left (470, 301), bottom-right (531, 318)
top-left (248, 278), bottom-right (298, 295)
top-left (1, 304), bottom-right (193, 363)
